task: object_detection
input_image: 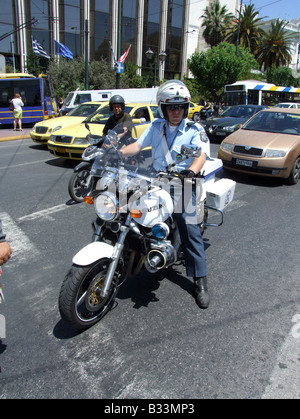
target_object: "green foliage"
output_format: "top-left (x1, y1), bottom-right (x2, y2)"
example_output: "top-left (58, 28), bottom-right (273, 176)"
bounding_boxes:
top-left (188, 42), bottom-right (258, 101)
top-left (266, 65), bottom-right (300, 87)
top-left (26, 49), bottom-right (48, 76)
top-left (47, 57), bottom-right (150, 99)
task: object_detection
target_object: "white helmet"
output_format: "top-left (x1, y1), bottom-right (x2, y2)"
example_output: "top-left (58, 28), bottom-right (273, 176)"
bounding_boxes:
top-left (156, 80), bottom-right (191, 119)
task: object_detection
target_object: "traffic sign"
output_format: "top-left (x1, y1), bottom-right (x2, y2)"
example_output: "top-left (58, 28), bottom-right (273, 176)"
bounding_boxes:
top-left (114, 62), bottom-right (125, 74)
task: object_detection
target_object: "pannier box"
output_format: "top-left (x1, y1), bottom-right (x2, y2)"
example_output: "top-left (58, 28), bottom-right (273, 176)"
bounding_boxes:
top-left (205, 178), bottom-right (236, 210)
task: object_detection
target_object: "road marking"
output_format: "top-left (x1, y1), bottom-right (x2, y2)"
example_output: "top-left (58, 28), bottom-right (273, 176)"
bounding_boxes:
top-left (18, 204), bottom-right (70, 222)
top-left (0, 212), bottom-right (40, 266)
top-left (0, 159), bottom-right (51, 171)
top-left (262, 311), bottom-right (300, 399)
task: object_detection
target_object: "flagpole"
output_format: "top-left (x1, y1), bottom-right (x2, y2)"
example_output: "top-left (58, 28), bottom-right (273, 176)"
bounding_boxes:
top-left (85, 19), bottom-right (89, 89)
top-left (116, 0), bottom-right (122, 89)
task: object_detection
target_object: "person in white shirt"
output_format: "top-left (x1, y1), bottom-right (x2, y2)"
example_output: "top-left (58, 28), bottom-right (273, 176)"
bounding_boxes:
top-left (10, 93), bottom-right (24, 131)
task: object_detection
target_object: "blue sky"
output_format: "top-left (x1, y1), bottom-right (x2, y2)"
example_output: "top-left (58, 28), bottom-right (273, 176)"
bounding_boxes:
top-left (245, 0), bottom-right (300, 21)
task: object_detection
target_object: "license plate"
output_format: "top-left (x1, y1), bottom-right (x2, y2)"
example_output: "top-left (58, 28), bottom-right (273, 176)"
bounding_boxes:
top-left (235, 158), bottom-right (253, 167)
top-left (56, 147), bottom-right (66, 153)
top-left (216, 131), bottom-right (226, 136)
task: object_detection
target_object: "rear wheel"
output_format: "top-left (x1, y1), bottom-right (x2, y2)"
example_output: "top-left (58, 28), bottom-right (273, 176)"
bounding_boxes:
top-left (68, 168), bottom-right (92, 202)
top-left (58, 259), bottom-right (118, 330)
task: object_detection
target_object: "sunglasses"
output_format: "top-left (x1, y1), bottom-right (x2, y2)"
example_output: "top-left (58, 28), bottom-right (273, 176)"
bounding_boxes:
top-left (166, 104), bottom-right (185, 111)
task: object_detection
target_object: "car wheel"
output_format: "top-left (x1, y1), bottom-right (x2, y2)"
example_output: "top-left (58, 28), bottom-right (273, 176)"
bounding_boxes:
top-left (286, 156), bottom-right (300, 185)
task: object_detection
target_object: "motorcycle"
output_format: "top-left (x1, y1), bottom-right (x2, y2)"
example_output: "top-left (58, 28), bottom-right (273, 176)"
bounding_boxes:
top-left (59, 126), bottom-right (236, 330)
top-left (68, 122), bottom-right (137, 203)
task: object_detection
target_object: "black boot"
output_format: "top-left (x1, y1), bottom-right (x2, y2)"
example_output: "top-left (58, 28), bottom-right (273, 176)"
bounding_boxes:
top-left (194, 276), bottom-right (210, 309)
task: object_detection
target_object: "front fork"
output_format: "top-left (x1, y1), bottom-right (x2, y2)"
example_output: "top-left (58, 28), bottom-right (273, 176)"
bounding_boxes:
top-left (92, 216), bottom-right (130, 298)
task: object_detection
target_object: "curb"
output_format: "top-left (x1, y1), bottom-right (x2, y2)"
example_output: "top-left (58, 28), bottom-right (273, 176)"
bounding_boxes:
top-left (0, 135), bottom-right (31, 142)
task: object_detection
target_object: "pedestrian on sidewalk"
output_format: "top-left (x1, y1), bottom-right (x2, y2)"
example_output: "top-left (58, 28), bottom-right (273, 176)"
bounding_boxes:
top-left (10, 93), bottom-right (24, 131)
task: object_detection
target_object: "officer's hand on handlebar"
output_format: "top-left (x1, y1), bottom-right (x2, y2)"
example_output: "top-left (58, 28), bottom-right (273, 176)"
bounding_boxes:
top-left (179, 169), bottom-right (196, 181)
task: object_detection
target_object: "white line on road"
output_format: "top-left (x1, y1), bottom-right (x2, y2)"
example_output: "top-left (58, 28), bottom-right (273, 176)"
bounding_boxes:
top-left (0, 159), bottom-right (51, 171)
top-left (0, 211), bottom-right (40, 267)
top-left (18, 203), bottom-right (70, 222)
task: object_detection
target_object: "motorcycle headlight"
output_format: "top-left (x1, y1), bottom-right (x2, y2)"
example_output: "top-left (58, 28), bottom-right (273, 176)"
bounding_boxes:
top-left (94, 192), bottom-right (119, 221)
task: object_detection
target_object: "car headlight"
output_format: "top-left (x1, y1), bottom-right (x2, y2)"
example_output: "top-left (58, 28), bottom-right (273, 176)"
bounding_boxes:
top-left (49, 135), bottom-right (56, 142)
top-left (94, 192), bottom-right (119, 221)
top-left (223, 124), bottom-right (242, 132)
top-left (265, 149), bottom-right (287, 158)
top-left (220, 142), bottom-right (234, 152)
top-left (73, 137), bottom-right (88, 144)
top-left (32, 124), bottom-right (37, 133)
top-left (52, 126), bottom-right (62, 132)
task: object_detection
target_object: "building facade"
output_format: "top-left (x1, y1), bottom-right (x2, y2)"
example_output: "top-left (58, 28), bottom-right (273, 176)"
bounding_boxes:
top-left (1, 1), bottom-right (299, 82)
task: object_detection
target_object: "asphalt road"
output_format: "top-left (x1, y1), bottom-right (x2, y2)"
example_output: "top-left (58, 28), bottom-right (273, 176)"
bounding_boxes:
top-left (0, 136), bottom-right (300, 400)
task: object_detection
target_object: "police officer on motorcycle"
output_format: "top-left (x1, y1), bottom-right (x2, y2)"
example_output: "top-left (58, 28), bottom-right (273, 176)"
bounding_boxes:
top-left (120, 80), bottom-right (211, 309)
top-left (103, 95), bottom-right (132, 136)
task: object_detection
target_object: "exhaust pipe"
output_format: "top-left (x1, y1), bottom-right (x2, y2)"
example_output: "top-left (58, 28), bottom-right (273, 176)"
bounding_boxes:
top-left (145, 243), bottom-right (177, 272)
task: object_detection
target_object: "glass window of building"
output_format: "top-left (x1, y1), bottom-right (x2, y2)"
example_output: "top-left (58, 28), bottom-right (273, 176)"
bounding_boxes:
top-left (143, 0), bottom-right (161, 60)
top-left (0, 2), bottom-right (15, 70)
top-left (166, 0), bottom-right (184, 78)
top-left (122, 0), bottom-right (136, 63)
top-left (62, 1), bottom-right (81, 58)
top-left (91, 0), bottom-right (111, 61)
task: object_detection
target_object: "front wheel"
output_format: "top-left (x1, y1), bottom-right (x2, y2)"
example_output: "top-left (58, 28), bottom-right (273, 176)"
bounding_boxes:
top-left (68, 168), bottom-right (92, 202)
top-left (286, 156), bottom-right (300, 185)
top-left (58, 259), bottom-right (118, 330)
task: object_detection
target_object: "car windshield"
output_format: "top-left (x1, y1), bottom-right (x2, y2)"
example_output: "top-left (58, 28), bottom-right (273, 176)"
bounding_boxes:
top-left (220, 105), bottom-right (258, 118)
top-left (85, 105), bottom-right (134, 124)
top-left (67, 103), bottom-right (103, 117)
top-left (243, 111), bottom-right (300, 135)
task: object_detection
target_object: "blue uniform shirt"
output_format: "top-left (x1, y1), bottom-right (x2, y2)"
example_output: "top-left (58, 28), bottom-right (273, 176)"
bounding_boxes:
top-left (137, 118), bottom-right (210, 172)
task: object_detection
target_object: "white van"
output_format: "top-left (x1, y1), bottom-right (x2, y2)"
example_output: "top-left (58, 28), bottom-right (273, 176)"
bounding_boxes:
top-left (62, 87), bottom-right (158, 113)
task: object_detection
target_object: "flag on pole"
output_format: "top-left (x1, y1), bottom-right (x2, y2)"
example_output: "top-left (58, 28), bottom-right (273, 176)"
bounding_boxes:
top-left (32, 38), bottom-right (50, 59)
top-left (118, 45), bottom-right (131, 63)
top-left (54, 40), bottom-right (73, 60)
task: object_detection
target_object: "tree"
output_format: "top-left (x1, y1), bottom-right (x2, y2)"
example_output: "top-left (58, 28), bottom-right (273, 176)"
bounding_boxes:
top-left (201, 0), bottom-right (234, 47)
top-left (256, 19), bottom-right (293, 70)
top-left (188, 42), bottom-right (258, 101)
top-left (225, 4), bottom-right (266, 55)
top-left (47, 57), bottom-right (145, 99)
top-left (266, 65), bottom-right (300, 87)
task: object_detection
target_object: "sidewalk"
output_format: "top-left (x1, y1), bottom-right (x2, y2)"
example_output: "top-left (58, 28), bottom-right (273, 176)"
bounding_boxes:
top-left (0, 126), bottom-right (31, 142)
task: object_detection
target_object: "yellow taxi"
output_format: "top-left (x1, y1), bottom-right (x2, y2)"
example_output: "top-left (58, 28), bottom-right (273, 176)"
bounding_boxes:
top-left (188, 102), bottom-right (203, 121)
top-left (30, 101), bottom-right (108, 144)
top-left (47, 103), bottom-right (159, 160)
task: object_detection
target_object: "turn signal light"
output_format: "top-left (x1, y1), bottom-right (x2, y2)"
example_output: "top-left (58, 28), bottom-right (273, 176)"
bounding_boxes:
top-left (130, 209), bottom-right (142, 218)
top-left (84, 196), bottom-right (94, 205)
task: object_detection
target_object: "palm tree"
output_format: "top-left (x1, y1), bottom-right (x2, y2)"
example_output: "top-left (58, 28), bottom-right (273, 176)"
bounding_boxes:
top-left (256, 19), bottom-right (293, 70)
top-left (201, 0), bottom-right (234, 47)
top-left (225, 4), bottom-right (266, 55)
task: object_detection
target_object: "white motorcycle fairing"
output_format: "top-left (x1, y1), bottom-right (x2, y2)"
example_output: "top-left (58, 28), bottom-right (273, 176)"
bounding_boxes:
top-left (72, 242), bottom-right (114, 266)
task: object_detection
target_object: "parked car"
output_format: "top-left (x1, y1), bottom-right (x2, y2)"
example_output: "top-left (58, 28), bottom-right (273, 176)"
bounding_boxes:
top-left (273, 103), bottom-right (300, 109)
top-left (218, 108), bottom-right (300, 184)
top-left (201, 104), bottom-right (268, 141)
top-left (30, 101), bottom-right (108, 144)
top-left (188, 102), bottom-right (203, 121)
top-left (47, 103), bottom-right (159, 160)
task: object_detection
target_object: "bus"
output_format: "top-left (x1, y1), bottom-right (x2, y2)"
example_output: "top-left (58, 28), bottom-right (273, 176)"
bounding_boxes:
top-left (224, 80), bottom-right (300, 107)
top-left (0, 73), bottom-right (57, 125)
